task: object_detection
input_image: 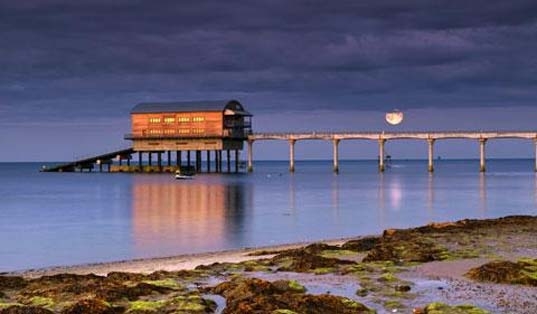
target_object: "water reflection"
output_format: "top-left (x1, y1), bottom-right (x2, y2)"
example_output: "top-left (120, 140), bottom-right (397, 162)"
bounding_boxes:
top-left (427, 173), bottom-right (435, 220)
top-left (479, 173), bottom-right (487, 217)
top-left (131, 176), bottom-right (252, 255)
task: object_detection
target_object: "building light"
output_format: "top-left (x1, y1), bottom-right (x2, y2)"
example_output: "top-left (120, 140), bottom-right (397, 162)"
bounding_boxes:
top-left (149, 117), bottom-right (161, 123)
top-left (193, 116), bottom-right (205, 122)
top-left (164, 117), bottom-right (175, 123)
top-left (177, 116), bottom-right (190, 123)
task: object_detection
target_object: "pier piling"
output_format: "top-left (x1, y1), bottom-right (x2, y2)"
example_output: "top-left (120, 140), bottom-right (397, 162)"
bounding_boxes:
top-left (289, 139), bottom-right (296, 173)
top-left (378, 139), bottom-right (386, 172)
top-left (332, 139), bottom-right (340, 173)
top-left (479, 138), bottom-right (487, 172)
top-left (427, 139), bottom-right (435, 172)
top-left (247, 140), bottom-right (254, 172)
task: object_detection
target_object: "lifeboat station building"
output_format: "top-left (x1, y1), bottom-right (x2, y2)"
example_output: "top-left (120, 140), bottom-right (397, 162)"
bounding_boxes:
top-left (125, 100), bottom-right (252, 173)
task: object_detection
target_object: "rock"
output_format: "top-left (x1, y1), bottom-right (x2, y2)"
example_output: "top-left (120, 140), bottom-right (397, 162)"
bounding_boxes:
top-left (466, 259), bottom-right (537, 286)
top-left (0, 276), bottom-right (27, 290)
top-left (274, 251), bottom-right (356, 273)
top-left (341, 237), bottom-right (380, 252)
top-left (394, 285), bottom-right (411, 292)
top-left (210, 277), bottom-right (373, 314)
top-left (362, 230), bottom-right (449, 264)
top-left (60, 298), bottom-right (119, 314)
top-left (0, 306), bottom-right (54, 314)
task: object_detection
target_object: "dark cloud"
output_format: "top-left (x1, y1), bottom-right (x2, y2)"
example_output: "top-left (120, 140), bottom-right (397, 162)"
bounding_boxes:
top-left (0, 0), bottom-right (536, 123)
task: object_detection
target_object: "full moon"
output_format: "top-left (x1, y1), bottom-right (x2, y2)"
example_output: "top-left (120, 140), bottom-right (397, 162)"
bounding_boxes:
top-left (385, 110), bottom-right (404, 125)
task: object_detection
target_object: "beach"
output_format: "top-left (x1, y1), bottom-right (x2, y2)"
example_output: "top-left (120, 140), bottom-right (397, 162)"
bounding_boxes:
top-left (2, 215), bottom-right (536, 313)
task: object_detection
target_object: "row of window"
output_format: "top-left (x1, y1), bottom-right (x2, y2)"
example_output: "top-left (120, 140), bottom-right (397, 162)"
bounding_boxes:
top-left (146, 128), bottom-right (208, 135)
top-left (148, 116), bottom-right (206, 124)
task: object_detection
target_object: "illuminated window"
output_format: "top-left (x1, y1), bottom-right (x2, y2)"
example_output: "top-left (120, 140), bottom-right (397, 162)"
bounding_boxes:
top-left (178, 129), bottom-right (190, 134)
top-left (192, 128), bottom-right (205, 134)
top-left (164, 129), bottom-right (176, 135)
top-left (148, 129), bottom-right (162, 135)
top-left (149, 117), bottom-right (161, 123)
top-left (192, 116), bottom-right (205, 122)
top-left (164, 117), bottom-right (175, 123)
top-left (177, 116), bottom-right (190, 123)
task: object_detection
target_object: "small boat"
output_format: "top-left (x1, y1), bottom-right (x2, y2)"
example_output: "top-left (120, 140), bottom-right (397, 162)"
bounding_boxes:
top-left (175, 173), bottom-right (194, 180)
top-left (174, 168), bottom-right (194, 180)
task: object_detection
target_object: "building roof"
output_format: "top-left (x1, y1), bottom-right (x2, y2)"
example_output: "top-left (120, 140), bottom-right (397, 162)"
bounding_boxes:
top-left (131, 100), bottom-right (251, 116)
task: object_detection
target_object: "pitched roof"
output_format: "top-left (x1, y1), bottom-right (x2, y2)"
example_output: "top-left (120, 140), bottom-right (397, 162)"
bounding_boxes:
top-left (131, 100), bottom-right (230, 114)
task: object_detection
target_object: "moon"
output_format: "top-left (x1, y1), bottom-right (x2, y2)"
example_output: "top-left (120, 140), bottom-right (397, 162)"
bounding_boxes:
top-left (385, 110), bottom-right (404, 125)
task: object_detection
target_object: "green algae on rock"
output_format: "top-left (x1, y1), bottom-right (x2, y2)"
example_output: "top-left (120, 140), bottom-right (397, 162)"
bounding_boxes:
top-left (465, 258), bottom-right (537, 286)
top-left (210, 277), bottom-right (374, 314)
top-left (415, 302), bottom-right (489, 314)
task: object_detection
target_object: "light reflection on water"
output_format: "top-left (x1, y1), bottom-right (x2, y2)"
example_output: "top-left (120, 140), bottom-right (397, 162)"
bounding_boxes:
top-left (1, 160), bottom-right (536, 271)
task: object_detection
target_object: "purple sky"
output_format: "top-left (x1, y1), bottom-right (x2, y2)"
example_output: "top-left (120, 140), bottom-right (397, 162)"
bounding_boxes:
top-left (1, 0), bottom-right (537, 161)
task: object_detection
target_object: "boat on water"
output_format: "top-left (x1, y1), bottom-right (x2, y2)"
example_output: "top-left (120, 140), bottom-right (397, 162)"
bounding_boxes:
top-left (175, 172), bottom-right (194, 180)
top-left (174, 166), bottom-right (195, 180)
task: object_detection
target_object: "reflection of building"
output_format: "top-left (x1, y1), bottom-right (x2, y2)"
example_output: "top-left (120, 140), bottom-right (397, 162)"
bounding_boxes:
top-left (131, 178), bottom-right (250, 254)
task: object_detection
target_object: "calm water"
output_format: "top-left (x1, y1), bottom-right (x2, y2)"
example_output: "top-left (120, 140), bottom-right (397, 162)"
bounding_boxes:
top-left (1, 160), bottom-right (536, 271)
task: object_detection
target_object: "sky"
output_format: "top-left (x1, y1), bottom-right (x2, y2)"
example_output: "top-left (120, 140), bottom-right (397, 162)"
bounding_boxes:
top-left (1, 0), bottom-right (537, 161)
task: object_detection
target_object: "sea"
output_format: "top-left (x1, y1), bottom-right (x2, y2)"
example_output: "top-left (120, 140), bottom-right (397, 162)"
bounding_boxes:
top-left (1, 159), bottom-right (536, 272)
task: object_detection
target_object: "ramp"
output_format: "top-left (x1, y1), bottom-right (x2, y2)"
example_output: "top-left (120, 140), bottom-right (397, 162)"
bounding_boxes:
top-left (41, 148), bottom-right (134, 172)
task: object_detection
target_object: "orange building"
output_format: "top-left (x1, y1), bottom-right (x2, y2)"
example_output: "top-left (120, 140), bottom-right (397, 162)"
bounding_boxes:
top-left (125, 100), bottom-right (252, 172)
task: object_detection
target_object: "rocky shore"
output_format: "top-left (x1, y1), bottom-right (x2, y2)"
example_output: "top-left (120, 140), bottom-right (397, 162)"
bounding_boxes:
top-left (1, 215), bottom-right (537, 313)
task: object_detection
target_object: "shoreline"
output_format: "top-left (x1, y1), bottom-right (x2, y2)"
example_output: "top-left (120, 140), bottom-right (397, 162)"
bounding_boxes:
top-left (3, 215), bottom-right (536, 313)
top-left (11, 237), bottom-right (357, 278)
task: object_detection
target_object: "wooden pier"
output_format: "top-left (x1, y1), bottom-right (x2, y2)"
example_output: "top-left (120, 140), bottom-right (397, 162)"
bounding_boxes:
top-left (246, 131), bottom-right (537, 173)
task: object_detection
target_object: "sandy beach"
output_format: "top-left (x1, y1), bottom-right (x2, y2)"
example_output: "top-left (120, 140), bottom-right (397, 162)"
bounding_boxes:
top-left (13, 239), bottom-right (351, 279)
top-left (2, 215), bottom-right (537, 313)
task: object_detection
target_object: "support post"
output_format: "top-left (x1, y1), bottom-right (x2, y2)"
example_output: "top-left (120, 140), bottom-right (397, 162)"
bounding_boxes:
top-left (119, 158), bottom-right (122, 166)
top-left (289, 139), bottom-right (296, 173)
top-left (138, 152), bottom-right (143, 171)
top-left (227, 150), bottom-right (231, 173)
top-left (98, 160), bottom-right (103, 173)
top-left (479, 138), bottom-right (487, 172)
top-left (427, 138), bottom-right (435, 172)
top-left (247, 139), bottom-right (254, 172)
top-left (332, 139), bottom-right (340, 173)
top-left (176, 150), bottom-right (181, 166)
top-left (196, 151), bottom-right (202, 173)
top-left (207, 150), bottom-right (211, 173)
top-left (157, 151), bottom-right (162, 172)
top-left (378, 139), bottom-right (386, 172)
top-left (127, 155), bottom-right (130, 167)
top-left (235, 149), bottom-right (239, 173)
top-left (148, 152), bottom-right (152, 167)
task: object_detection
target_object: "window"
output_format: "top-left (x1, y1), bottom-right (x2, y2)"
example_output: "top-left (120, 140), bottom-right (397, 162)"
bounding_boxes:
top-left (164, 117), bottom-right (175, 123)
top-left (164, 129), bottom-right (176, 135)
top-left (177, 116), bottom-right (190, 123)
top-left (148, 129), bottom-right (162, 135)
top-left (192, 128), bottom-right (205, 134)
top-left (192, 116), bottom-right (205, 122)
top-left (149, 117), bottom-right (161, 124)
top-left (178, 129), bottom-right (190, 134)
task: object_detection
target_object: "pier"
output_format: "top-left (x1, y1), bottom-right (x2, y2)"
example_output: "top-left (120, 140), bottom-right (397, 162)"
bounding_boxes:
top-left (247, 131), bottom-right (537, 173)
